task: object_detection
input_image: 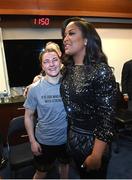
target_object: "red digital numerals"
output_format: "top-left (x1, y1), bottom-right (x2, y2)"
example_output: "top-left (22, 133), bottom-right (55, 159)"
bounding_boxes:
top-left (33, 18), bottom-right (50, 26)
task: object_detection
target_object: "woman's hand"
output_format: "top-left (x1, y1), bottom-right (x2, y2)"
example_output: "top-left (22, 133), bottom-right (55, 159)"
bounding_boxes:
top-left (83, 153), bottom-right (102, 171)
top-left (123, 94), bottom-right (129, 101)
top-left (83, 138), bottom-right (107, 171)
top-left (23, 85), bottom-right (30, 97)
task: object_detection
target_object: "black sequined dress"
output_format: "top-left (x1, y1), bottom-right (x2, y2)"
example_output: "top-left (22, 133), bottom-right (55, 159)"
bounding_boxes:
top-left (60, 63), bottom-right (117, 167)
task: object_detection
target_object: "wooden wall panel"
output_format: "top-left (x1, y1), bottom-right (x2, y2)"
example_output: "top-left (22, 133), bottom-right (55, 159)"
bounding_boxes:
top-left (37, 0), bottom-right (132, 18)
top-left (0, 0), bottom-right (132, 18)
top-left (0, 0), bottom-right (37, 9)
top-left (0, 102), bottom-right (25, 144)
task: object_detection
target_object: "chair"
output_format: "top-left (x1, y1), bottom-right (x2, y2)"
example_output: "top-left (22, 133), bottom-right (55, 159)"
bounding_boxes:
top-left (113, 83), bottom-right (132, 153)
top-left (7, 115), bottom-right (34, 178)
top-left (114, 109), bottom-right (132, 153)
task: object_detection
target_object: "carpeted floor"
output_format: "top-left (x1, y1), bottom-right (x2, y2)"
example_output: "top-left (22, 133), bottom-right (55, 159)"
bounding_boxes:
top-left (107, 136), bottom-right (132, 179)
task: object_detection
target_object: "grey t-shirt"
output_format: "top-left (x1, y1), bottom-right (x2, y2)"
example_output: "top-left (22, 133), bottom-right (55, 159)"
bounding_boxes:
top-left (24, 77), bottom-right (67, 145)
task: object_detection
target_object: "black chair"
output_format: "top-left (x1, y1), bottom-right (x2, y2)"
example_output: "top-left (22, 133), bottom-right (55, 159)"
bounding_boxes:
top-left (114, 109), bottom-right (132, 153)
top-left (7, 115), bottom-right (34, 178)
top-left (112, 82), bottom-right (132, 153)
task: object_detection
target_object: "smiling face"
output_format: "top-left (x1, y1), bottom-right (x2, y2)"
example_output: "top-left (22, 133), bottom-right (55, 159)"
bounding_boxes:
top-left (63, 22), bottom-right (87, 57)
top-left (41, 51), bottom-right (61, 77)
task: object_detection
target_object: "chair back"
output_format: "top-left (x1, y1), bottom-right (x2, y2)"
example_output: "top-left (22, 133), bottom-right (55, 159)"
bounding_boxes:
top-left (7, 115), bottom-right (34, 177)
top-left (7, 116), bottom-right (28, 146)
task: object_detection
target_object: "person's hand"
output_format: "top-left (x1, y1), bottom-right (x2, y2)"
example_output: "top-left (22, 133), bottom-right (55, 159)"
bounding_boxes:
top-left (31, 140), bottom-right (42, 156)
top-left (33, 75), bottom-right (42, 83)
top-left (83, 153), bottom-right (102, 171)
top-left (123, 94), bottom-right (129, 101)
top-left (23, 86), bottom-right (30, 97)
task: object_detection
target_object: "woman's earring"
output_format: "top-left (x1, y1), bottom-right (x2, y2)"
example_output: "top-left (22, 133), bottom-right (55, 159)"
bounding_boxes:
top-left (84, 40), bottom-right (87, 46)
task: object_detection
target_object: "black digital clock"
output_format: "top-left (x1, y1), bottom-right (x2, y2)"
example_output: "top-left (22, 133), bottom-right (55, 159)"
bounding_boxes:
top-left (33, 17), bottom-right (50, 26)
top-left (0, 15), bottom-right (65, 28)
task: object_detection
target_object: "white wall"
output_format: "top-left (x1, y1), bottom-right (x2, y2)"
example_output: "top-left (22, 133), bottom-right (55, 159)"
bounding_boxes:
top-left (2, 28), bottom-right (61, 40)
top-left (2, 27), bottom-right (132, 86)
top-left (0, 28), bottom-right (10, 95)
top-left (97, 29), bottom-right (132, 84)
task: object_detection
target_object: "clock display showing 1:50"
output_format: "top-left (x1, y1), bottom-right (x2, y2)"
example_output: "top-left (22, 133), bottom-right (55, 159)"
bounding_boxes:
top-left (33, 17), bottom-right (50, 26)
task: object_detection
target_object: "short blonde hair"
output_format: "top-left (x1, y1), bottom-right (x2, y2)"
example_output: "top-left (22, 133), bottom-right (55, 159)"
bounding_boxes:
top-left (45, 42), bottom-right (62, 57)
top-left (39, 42), bottom-right (62, 64)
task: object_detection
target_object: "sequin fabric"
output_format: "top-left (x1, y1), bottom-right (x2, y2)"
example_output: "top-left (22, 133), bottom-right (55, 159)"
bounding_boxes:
top-left (60, 63), bottom-right (117, 143)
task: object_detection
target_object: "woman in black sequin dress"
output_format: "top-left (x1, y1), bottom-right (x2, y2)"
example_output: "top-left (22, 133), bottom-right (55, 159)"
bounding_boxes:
top-left (60, 17), bottom-right (117, 179)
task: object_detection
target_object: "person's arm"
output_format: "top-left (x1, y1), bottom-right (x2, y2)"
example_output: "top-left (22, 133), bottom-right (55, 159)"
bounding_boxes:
top-left (23, 73), bottom-right (42, 97)
top-left (24, 108), bottom-right (42, 156)
top-left (84, 64), bottom-right (116, 170)
top-left (84, 139), bottom-right (107, 170)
